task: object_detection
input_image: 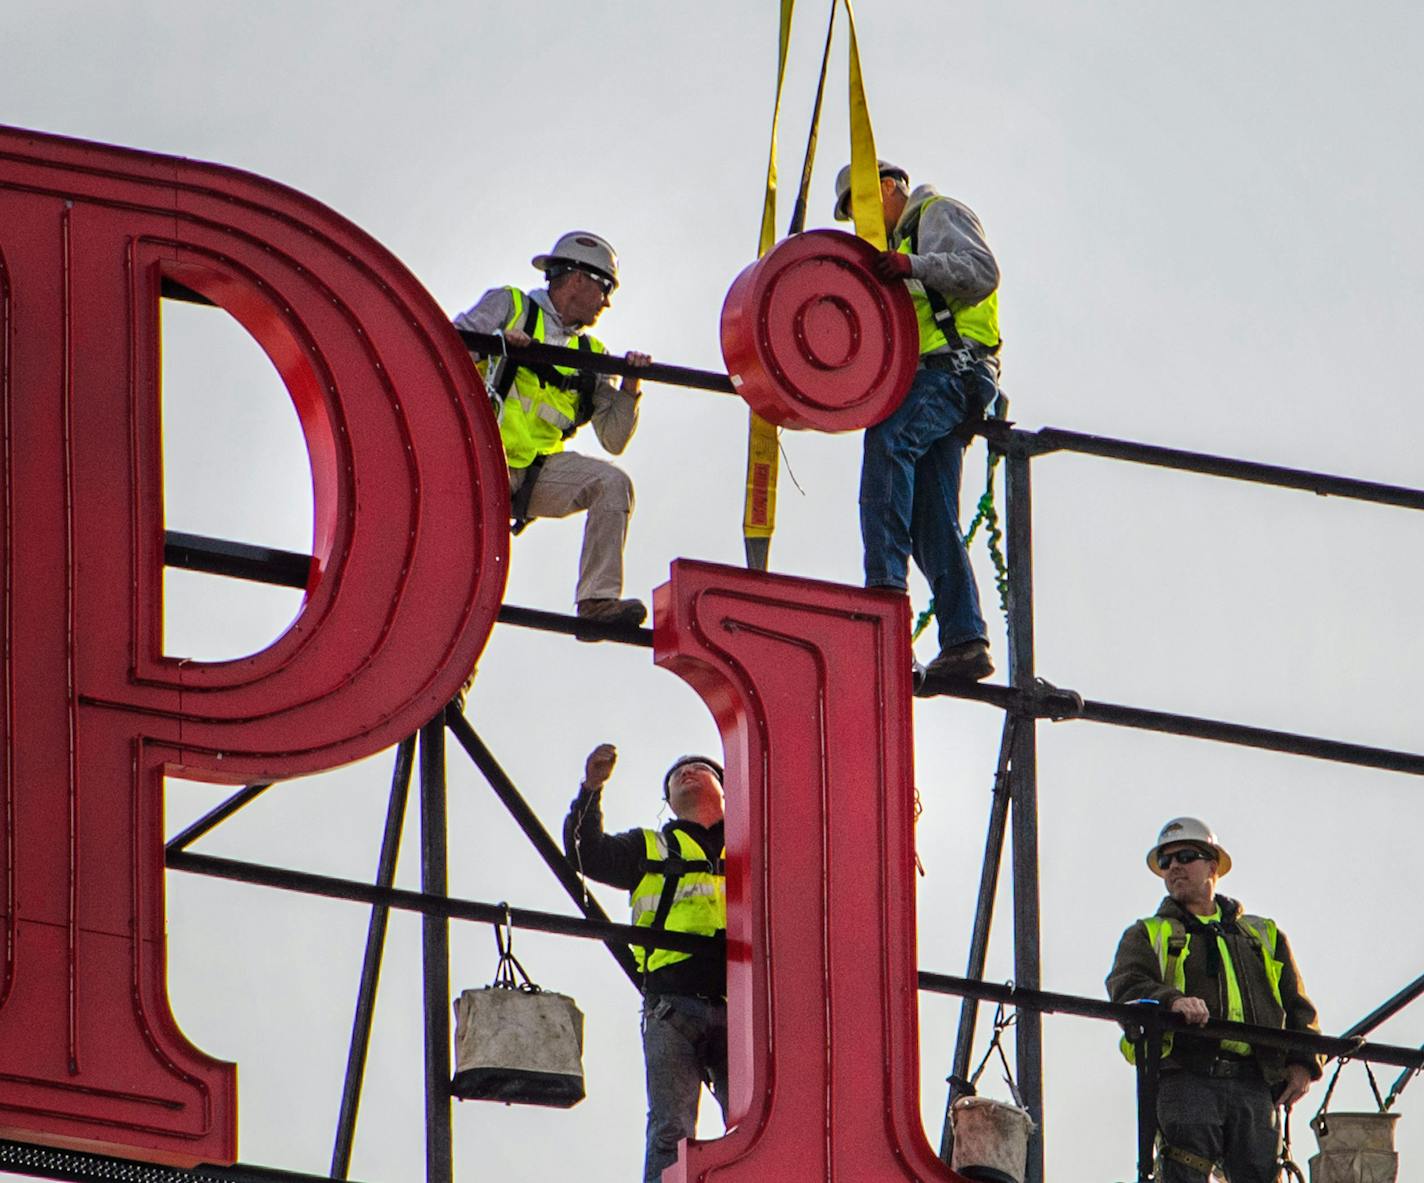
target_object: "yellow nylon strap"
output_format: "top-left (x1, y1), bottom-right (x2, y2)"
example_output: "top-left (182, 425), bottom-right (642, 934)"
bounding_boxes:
top-left (742, 0), bottom-right (883, 565)
top-left (757, 0), bottom-right (794, 260)
top-left (841, 0), bottom-right (886, 250)
top-left (742, 0), bottom-right (795, 563)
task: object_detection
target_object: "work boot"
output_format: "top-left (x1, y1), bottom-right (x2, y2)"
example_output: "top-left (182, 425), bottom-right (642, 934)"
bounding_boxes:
top-left (915, 638), bottom-right (993, 696)
top-left (575, 597), bottom-right (647, 641)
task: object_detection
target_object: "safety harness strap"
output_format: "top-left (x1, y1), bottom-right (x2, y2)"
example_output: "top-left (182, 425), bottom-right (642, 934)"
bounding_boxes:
top-left (641, 855), bottom-right (723, 878)
top-left (643, 834), bottom-right (723, 938)
top-left (1162, 1142), bottom-right (1216, 1176)
top-left (503, 302), bottom-right (600, 535)
top-left (493, 295), bottom-right (541, 402)
top-left (509, 454), bottom-right (545, 537)
top-left (902, 204), bottom-right (966, 351)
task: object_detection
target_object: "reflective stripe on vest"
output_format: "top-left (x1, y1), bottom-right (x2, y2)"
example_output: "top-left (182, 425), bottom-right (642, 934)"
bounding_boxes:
top-left (492, 287), bottom-right (608, 470)
top-left (896, 197), bottom-right (1001, 352)
top-left (1118, 913), bottom-right (1283, 1063)
top-left (628, 828), bottom-right (726, 976)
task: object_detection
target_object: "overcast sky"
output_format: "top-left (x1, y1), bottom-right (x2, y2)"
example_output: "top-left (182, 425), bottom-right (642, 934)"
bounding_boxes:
top-left (4, 1), bottom-right (1423, 1179)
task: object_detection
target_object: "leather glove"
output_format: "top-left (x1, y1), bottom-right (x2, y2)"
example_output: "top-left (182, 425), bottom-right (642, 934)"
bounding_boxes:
top-left (871, 250), bottom-right (913, 282)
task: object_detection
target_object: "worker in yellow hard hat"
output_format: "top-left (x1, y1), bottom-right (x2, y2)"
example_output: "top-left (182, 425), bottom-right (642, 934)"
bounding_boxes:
top-left (1107, 818), bottom-right (1323, 1182)
top-left (454, 232), bottom-right (651, 631)
top-left (833, 162), bottom-right (1003, 692)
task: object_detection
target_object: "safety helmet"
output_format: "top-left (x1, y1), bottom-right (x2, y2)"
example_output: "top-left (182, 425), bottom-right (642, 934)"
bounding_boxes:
top-left (662, 755), bottom-right (723, 800)
top-left (1147, 817), bottom-right (1231, 878)
top-left (531, 231), bottom-right (619, 289)
top-left (833, 159), bottom-right (910, 222)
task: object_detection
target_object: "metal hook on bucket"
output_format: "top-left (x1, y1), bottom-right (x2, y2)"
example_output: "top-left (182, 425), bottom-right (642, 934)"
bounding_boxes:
top-left (492, 902), bottom-right (537, 992)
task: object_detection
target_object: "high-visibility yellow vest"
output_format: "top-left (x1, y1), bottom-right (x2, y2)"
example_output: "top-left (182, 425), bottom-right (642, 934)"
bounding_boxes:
top-left (895, 197), bottom-right (1001, 353)
top-left (486, 287), bottom-right (608, 470)
top-left (1119, 913), bottom-right (1285, 1063)
top-left (628, 828), bottom-right (726, 977)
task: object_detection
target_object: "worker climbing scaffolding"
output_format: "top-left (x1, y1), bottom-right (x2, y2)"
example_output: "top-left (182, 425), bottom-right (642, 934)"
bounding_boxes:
top-left (455, 231), bottom-right (653, 632)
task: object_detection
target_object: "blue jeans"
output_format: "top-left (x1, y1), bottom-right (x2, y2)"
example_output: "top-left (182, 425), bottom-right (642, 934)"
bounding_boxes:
top-left (642, 994), bottom-right (728, 1182)
top-left (860, 359), bottom-right (997, 649)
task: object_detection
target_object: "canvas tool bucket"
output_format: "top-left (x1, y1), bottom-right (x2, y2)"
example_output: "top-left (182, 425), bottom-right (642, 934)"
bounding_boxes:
top-left (1308, 1112), bottom-right (1399, 1183)
top-left (449, 910), bottom-right (585, 1108)
top-left (949, 1096), bottom-right (1035, 1183)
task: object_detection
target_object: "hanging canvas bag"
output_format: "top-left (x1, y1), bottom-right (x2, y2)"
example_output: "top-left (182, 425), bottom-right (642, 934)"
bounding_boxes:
top-left (1308, 1060), bottom-right (1399, 1183)
top-left (450, 908), bottom-right (585, 1108)
top-left (949, 1002), bottom-right (1037, 1183)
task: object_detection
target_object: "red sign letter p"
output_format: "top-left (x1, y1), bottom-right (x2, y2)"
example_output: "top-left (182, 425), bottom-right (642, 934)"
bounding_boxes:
top-left (0, 125), bottom-right (508, 1165)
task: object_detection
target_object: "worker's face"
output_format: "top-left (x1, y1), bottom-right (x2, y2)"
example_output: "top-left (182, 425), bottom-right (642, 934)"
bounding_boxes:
top-left (1159, 843), bottom-right (1218, 908)
top-left (557, 267), bottom-right (612, 329)
top-left (666, 761), bottom-right (723, 822)
top-left (880, 176), bottom-right (908, 234)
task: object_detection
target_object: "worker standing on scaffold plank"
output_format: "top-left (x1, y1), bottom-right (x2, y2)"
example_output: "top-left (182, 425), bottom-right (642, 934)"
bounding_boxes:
top-left (837, 161), bottom-right (1003, 691)
top-left (1107, 817), bottom-right (1323, 1182)
top-left (455, 232), bottom-right (651, 633)
top-left (564, 744), bottom-right (727, 1183)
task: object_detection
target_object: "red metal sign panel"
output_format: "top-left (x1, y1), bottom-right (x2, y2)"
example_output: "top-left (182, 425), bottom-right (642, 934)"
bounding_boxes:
top-left (655, 560), bottom-right (968, 1182)
top-left (720, 229), bottom-right (919, 431)
top-left (0, 125), bottom-right (508, 1165)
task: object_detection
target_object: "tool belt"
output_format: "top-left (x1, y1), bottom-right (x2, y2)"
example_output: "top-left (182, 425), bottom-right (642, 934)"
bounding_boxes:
top-left (1201, 1054), bottom-right (1261, 1080)
top-left (923, 343), bottom-right (989, 376)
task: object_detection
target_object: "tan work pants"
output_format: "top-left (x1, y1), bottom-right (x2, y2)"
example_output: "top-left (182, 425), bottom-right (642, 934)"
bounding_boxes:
top-left (511, 451), bottom-right (633, 605)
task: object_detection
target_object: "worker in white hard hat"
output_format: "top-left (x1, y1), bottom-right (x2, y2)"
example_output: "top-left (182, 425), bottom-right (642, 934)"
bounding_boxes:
top-left (1107, 818), bottom-right (1323, 1182)
top-left (454, 231), bottom-right (651, 631)
top-left (563, 744), bottom-right (727, 1182)
top-left (832, 161), bottom-right (1003, 693)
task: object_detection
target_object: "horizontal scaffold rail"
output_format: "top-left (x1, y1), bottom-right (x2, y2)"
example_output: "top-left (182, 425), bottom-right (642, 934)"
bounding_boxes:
top-left (162, 276), bottom-right (1424, 509)
top-left (933, 679), bottom-right (1424, 777)
top-left (163, 847), bottom-right (1424, 1074)
top-left (162, 530), bottom-right (1424, 775)
top-left (455, 329), bottom-right (736, 396)
top-left (983, 421), bottom-right (1424, 511)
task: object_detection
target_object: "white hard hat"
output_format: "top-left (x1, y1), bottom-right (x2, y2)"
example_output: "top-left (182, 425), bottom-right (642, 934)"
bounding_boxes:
top-left (832, 159), bottom-right (909, 221)
top-left (1147, 817), bottom-right (1231, 878)
top-left (531, 231), bottom-right (619, 288)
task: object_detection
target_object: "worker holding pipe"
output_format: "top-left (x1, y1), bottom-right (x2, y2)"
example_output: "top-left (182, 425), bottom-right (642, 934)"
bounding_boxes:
top-left (564, 744), bottom-right (727, 1182)
top-left (1107, 817), bottom-right (1323, 1182)
top-left (835, 161), bottom-right (1004, 692)
top-left (455, 232), bottom-right (650, 632)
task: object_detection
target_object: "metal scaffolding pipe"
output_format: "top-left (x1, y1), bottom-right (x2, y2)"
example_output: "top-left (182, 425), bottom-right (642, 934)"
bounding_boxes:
top-left (1005, 449), bottom-right (1044, 1183)
top-left (418, 720), bottom-right (452, 1183)
top-left (1342, 970), bottom-right (1424, 1041)
top-left (939, 714), bottom-right (1017, 1162)
top-left (166, 782), bottom-right (273, 854)
top-left (979, 422), bottom-right (1424, 512)
top-left (164, 851), bottom-right (720, 956)
top-left (445, 710), bottom-right (642, 986)
top-left (455, 329), bottom-right (736, 396)
top-left (330, 737), bottom-right (415, 1179)
top-left (161, 846), bottom-right (1424, 1066)
top-left (915, 972), bottom-right (1424, 1071)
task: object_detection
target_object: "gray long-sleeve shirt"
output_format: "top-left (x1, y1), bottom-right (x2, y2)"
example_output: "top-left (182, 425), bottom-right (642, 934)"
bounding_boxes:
top-left (891, 184), bottom-right (1000, 332)
top-left (454, 286), bottom-right (640, 456)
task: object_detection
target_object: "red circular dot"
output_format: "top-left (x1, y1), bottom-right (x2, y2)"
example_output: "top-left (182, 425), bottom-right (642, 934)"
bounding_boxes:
top-left (720, 229), bottom-right (920, 431)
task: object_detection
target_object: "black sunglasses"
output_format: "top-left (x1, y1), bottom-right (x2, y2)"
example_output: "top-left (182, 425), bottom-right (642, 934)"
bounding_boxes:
top-left (1157, 848), bottom-right (1214, 870)
top-left (576, 267), bottom-right (614, 296)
